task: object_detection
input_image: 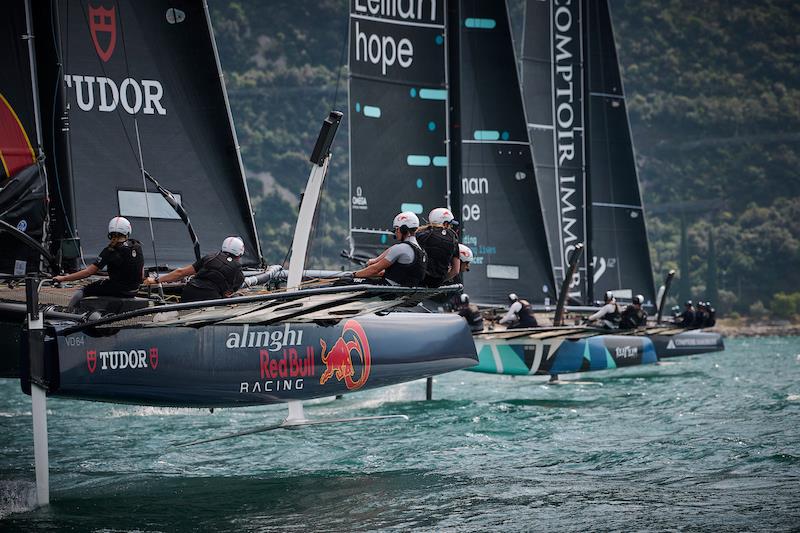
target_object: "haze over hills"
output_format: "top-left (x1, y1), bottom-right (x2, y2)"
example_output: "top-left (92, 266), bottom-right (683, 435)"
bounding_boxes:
top-left (209, 0), bottom-right (799, 316)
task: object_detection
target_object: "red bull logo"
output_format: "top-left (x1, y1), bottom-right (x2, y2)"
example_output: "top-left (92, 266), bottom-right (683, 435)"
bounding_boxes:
top-left (319, 319), bottom-right (371, 391)
top-left (88, 4), bottom-right (117, 62)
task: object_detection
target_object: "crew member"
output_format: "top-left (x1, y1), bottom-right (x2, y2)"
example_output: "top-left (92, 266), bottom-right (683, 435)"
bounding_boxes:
top-left (675, 300), bottom-right (696, 328)
top-left (144, 236), bottom-right (245, 302)
top-left (457, 293), bottom-right (484, 332)
top-left (416, 207), bottom-right (460, 288)
top-left (53, 216), bottom-right (144, 311)
top-left (619, 294), bottom-right (648, 329)
top-left (499, 293), bottom-right (538, 329)
top-left (693, 301), bottom-right (709, 328)
top-left (587, 292), bottom-right (621, 329)
top-left (704, 301), bottom-right (717, 327)
top-left (353, 211), bottom-right (427, 287)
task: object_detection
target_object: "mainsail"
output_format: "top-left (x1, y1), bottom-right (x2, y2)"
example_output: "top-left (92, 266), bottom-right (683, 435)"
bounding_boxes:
top-left (30, 0), bottom-right (260, 268)
top-left (458, 0), bottom-right (554, 305)
top-left (348, 0), bottom-right (450, 259)
top-left (520, 0), bottom-right (589, 303)
top-left (585, 0), bottom-right (656, 305)
top-left (0, 1), bottom-right (46, 275)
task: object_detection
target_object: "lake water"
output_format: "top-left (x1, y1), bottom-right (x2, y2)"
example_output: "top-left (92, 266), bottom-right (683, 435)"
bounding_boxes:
top-left (1, 336), bottom-right (799, 531)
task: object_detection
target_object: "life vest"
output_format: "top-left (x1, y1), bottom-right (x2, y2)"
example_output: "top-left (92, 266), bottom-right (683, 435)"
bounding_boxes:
top-left (190, 251), bottom-right (243, 297)
top-left (416, 226), bottom-right (457, 287)
top-left (605, 303), bottom-right (621, 324)
top-left (516, 299), bottom-right (537, 327)
top-left (106, 239), bottom-right (144, 291)
top-left (384, 241), bottom-right (427, 287)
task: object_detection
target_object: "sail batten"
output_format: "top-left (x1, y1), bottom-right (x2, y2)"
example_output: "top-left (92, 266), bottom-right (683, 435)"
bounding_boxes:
top-left (458, 0), bottom-right (554, 306)
top-left (349, 0), bottom-right (450, 259)
top-left (586, 0), bottom-right (656, 305)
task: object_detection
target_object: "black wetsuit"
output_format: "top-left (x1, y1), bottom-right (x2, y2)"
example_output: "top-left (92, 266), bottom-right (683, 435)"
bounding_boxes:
top-left (619, 305), bottom-right (647, 329)
top-left (705, 308), bottom-right (716, 327)
top-left (182, 251), bottom-right (244, 302)
top-left (83, 239), bottom-right (144, 297)
top-left (676, 308), bottom-right (696, 328)
top-left (416, 226), bottom-right (458, 288)
top-left (458, 304), bottom-right (484, 332)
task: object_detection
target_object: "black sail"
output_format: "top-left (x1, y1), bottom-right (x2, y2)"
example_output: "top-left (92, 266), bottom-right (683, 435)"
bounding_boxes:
top-left (458, 0), bottom-right (554, 305)
top-left (33, 1), bottom-right (260, 268)
top-left (0, 1), bottom-right (46, 274)
top-left (520, 0), bottom-right (589, 303)
top-left (586, 0), bottom-right (655, 305)
top-left (348, 0), bottom-right (450, 259)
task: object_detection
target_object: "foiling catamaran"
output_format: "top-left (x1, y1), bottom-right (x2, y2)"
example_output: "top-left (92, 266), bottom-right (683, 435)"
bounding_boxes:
top-left (519, 0), bottom-right (724, 357)
top-left (0, 0), bottom-right (478, 505)
top-left (346, 0), bottom-right (723, 379)
top-left (347, 0), bottom-right (660, 381)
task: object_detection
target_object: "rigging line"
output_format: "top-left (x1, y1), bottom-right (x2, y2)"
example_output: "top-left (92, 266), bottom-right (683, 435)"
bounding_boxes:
top-left (50, 0), bottom-right (86, 267)
top-left (76, 1), bottom-right (146, 181)
top-left (134, 119), bottom-right (162, 296)
top-left (114, 2), bottom-right (162, 290)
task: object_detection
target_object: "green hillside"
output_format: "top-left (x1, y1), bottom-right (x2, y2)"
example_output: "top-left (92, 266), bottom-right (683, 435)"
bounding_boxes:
top-left (209, 0), bottom-right (800, 315)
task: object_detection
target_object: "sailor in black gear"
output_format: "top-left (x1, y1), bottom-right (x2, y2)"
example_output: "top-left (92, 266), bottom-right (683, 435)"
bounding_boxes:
top-left (499, 293), bottom-right (538, 329)
top-left (145, 236), bottom-right (245, 302)
top-left (353, 211), bottom-right (427, 287)
top-left (456, 293), bottom-right (484, 332)
top-left (619, 294), bottom-right (648, 329)
top-left (54, 216), bottom-right (144, 311)
top-left (675, 300), bottom-right (696, 328)
top-left (416, 207), bottom-right (460, 287)
top-left (693, 301), bottom-right (709, 328)
top-left (588, 291), bottom-right (622, 329)
top-left (704, 302), bottom-right (717, 327)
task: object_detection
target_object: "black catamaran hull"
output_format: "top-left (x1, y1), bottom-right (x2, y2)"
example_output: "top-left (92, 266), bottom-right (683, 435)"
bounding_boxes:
top-left (647, 329), bottom-right (724, 358)
top-left (26, 313), bottom-right (476, 407)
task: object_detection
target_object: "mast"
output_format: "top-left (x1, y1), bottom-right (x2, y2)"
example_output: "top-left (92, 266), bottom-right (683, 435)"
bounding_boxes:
top-left (447, 0), bottom-right (461, 216)
top-left (580, 0), bottom-right (593, 301)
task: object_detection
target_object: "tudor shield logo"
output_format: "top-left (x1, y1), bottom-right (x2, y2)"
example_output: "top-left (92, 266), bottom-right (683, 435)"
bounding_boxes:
top-left (319, 319), bottom-right (371, 391)
top-left (86, 350), bottom-right (97, 373)
top-left (89, 4), bottom-right (117, 62)
top-left (149, 347), bottom-right (159, 369)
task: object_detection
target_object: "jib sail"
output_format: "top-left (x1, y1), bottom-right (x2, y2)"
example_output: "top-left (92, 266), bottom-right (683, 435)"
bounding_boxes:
top-left (0, 0), bottom-right (46, 275)
top-left (520, 0), bottom-right (590, 304)
top-left (32, 0), bottom-right (260, 268)
top-left (585, 0), bottom-right (655, 305)
top-left (458, 0), bottom-right (554, 305)
top-left (348, 0), bottom-right (450, 260)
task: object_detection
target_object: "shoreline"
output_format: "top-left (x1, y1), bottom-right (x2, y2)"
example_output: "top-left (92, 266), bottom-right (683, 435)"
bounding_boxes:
top-left (708, 318), bottom-right (800, 338)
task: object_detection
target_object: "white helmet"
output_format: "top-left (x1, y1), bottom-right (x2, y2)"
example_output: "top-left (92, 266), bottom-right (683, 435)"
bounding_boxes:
top-left (508, 293), bottom-right (519, 302)
top-left (108, 216), bottom-right (131, 236)
top-left (393, 211), bottom-right (420, 230)
top-left (458, 244), bottom-right (474, 263)
top-left (460, 293), bottom-right (470, 304)
top-left (221, 236), bottom-right (245, 257)
top-left (634, 294), bottom-right (644, 305)
top-left (428, 207), bottom-right (455, 225)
